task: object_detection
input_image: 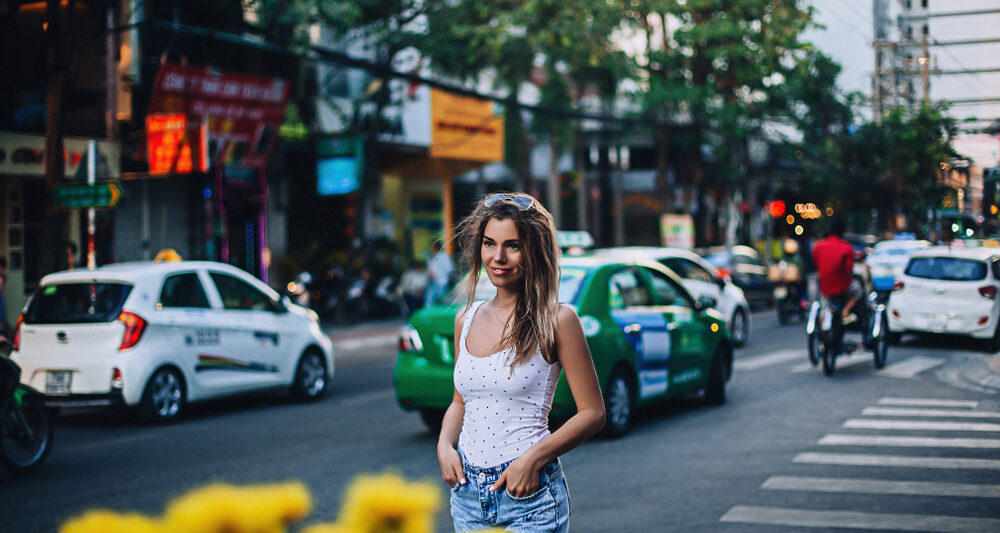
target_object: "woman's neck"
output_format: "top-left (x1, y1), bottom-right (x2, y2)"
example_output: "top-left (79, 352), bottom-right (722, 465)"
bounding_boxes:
top-left (492, 287), bottom-right (520, 312)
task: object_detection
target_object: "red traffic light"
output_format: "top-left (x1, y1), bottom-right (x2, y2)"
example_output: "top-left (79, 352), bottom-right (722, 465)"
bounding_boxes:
top-left (768, 200), bottom-right (786, 218)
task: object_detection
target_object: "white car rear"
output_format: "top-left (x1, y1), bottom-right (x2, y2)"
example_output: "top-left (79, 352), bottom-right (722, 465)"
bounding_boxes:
top-left (12, 261), bottom-right (334, 421)
top-left (887, 246), bottom-right (1000, 347)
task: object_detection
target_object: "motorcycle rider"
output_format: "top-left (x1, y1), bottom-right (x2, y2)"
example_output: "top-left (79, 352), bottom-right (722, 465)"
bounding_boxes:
top-left (812, 218), bottom-right (862, 334)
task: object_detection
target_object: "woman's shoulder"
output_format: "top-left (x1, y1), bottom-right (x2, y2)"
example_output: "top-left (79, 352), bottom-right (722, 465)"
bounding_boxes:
top-left (555, 303), bottom-right (581, 328)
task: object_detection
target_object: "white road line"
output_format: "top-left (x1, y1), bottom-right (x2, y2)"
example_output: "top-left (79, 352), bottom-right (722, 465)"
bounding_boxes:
top-left (819, 433), bottom-right (1000, 448)
top-left (791, 355), bottom-right (869, 373)
top-left (734, 349), bottom-right (803, 371)
top-left (843, 419), bottom-right (1000, 432)
top-left (878, 356), bottom-right (945, 378)
top-left (879, 397), bottom-right (978, 408)
top-left (862, 406), bottom-right (1000, 419)
top-left (762, 475), bottom-right (1000, 498)
top-left (719, 505), bottom-right (1000, 532)
top-left (339, 389), bottom-right (395, 407)
top-left (793, 452), bottom-right (1000, 470)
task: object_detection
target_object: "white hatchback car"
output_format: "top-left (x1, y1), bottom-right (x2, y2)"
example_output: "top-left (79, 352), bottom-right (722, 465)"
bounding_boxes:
top-left (12, 261), bottom-right (334, 422)
top-left (595, 247), bottom-right (752, 346)
top-left (887, 246), bottom-right (1000, 349)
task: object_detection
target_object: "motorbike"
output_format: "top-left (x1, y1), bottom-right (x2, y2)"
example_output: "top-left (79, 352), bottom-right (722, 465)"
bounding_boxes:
top-left (770, 259), bottom-right (807, 324)
top-left (0, 341), bottom-right (54, 474)
top-left (807, 289), bottom-right (889, 376)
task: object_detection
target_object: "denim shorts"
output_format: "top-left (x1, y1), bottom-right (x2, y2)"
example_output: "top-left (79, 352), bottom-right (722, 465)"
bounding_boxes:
top-left (450, 450), bottom-right (570, 532)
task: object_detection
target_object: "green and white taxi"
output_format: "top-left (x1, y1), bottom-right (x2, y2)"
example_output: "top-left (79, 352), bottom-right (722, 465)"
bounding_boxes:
top-left (393, 255), bottom-right (733, 437)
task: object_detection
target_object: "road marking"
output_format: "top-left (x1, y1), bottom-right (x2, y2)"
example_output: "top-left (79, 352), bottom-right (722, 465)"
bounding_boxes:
top-left (719, 505), bottom-right (1000, 532)
top-left (334, 335), bottom-right (397, 351)
top-left (734, 349), bottom-right (802, 371)
top-left (791, 355), bottom-right (869, 373)
top-left (862, 406), bottom-right (1000, 419)
top-left (878, 356), bottom-right (945, 378)
top-left (819, 433), bottom-right (1000, 448)
top-left (879, 397), bottom-right (978, 408)
top-left (339, 389), bottom-right (395, 407)
top-left (762, 475), bottom-right (1000, 498)
top-left (793, 452), bottom-right (1000, 470)
top-left (843, 419), bottom-right (1000, 432)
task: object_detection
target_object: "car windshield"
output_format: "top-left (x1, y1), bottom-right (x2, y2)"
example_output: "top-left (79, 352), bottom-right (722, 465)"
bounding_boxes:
top-left (25, 282), bottom-right (133, 324)
top-left (702, 253), bottom-right (729, 268)
top-left (440, 267), bottom-right (588, 305)
top-left (905, 257), bottom-right (987, 281)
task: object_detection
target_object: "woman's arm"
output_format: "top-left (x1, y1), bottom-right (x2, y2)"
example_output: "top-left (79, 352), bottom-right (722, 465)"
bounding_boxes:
top-left (437, 310), bottom-right (468, 488)
top-left (492, 304), bottom-right (605, 497)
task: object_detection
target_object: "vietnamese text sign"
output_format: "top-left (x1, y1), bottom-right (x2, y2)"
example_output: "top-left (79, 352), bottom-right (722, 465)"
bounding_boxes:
top-left (149, 64), bottom-right (290, 170)
top-left (146, 114), bottom-right (208, 175)
top-left (429, 89), bottom-right (504, 162)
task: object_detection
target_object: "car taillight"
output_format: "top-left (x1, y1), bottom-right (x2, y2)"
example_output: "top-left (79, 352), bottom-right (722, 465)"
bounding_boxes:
top-left (398, 325), bottom-right (423, 353)
top-left (979, 286), bottom-right (997, 300)
top-left (118, 311), bottom-right (147, 350)
top-left (893, 280), bottom-right (905, 292)
top-left (12, 314), bottom-right (23, 351)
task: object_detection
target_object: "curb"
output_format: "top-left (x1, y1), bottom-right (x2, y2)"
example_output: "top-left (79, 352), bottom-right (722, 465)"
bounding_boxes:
top-left (958, 354), bottom-right (1000, 394)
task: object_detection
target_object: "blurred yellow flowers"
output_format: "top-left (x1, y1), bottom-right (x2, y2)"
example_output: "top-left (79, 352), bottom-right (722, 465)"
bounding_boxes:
top-left (58, 473), bottom-right (497, 533)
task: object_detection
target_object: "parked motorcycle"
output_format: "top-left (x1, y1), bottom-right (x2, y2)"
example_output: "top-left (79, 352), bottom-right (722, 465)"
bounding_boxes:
top-left (0, 340), bottom-right (54, 474)
top-left (806, 290), bottom-right (888, 376)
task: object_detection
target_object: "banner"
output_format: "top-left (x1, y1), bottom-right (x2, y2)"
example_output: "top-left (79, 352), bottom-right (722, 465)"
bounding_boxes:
top-left (429, 89), bottom-right (503, 162)
top-left (148, 64), bottom-right (290, 171)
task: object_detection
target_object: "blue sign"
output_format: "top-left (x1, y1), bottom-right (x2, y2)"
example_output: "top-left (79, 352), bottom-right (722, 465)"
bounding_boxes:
top-left (317, 156), bottom-right (359, 195)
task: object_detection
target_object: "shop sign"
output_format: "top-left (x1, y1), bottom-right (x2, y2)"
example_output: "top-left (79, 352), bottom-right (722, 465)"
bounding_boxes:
top-left (316, 135), bottom-right (363, 195)
top-left (661, 213), bottom-right (694, 249)
top-left (148, 64), bottom-right (290, 170)
top-left (146, 114), bottom-right (208, 175)
top-left (0, 131), bottom-right (121, 177)
top-left (429, 89), bottom-right (504, 162)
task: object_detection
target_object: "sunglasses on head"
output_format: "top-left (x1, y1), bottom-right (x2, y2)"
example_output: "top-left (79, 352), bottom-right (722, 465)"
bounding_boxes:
top-left (483, 194), bottom-right (534, 211)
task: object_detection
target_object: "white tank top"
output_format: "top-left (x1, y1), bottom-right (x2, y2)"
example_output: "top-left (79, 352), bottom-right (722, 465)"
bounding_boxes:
top-left (455, 300), bottom-right (562, 468)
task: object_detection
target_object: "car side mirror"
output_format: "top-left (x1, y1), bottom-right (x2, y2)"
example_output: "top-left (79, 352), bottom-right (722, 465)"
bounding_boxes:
top-left (275, 295), bottom-right (291, 313)
top-left (696, 295), bottom-right (717, 311)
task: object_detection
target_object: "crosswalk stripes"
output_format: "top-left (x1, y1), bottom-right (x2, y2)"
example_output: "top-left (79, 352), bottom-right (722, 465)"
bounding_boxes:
top-left (720, 396), bottom-right (1000, 530)
top-left (731, 348), bottom-right (945, 377)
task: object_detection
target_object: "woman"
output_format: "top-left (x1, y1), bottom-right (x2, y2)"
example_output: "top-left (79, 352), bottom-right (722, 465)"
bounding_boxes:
top-left (437, 192), bottom-right (605, 532)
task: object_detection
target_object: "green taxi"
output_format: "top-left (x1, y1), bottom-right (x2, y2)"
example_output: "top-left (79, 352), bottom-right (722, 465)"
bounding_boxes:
top-left (392, 255), bottom-right (733, 437)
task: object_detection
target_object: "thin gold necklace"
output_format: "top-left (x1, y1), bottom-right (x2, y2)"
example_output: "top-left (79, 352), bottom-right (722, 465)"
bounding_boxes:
top-left (491, 302), bottom-right (513, 330)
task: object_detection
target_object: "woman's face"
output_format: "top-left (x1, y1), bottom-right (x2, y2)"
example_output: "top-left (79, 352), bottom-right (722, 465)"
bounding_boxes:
top-left (481, 217), bottom-right (524, 289)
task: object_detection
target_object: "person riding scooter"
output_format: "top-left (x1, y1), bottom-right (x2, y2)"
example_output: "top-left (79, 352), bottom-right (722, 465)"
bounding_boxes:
top-left (812, 219), bottom-right (863, 351)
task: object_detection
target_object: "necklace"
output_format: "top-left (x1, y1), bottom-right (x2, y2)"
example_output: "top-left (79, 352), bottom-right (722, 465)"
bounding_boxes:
top-left (491, 302), bottom-right (513, 330)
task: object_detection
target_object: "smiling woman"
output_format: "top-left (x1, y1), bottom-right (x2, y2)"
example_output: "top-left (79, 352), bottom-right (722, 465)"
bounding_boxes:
top-left (436, 192), bottom-right (605, 532)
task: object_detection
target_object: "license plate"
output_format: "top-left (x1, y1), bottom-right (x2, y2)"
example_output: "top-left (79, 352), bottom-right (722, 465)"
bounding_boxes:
top-left (45, 371), bottom-right (72, 395)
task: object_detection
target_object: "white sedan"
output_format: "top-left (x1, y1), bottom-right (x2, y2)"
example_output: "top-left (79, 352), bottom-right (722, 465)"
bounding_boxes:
top-left (594, 247), bottom-right (752, 346)
top-left (867, 238), bottom-right (931, 293)
top-left (887, 246), bottom-right (1000, 349)
top-left (13, 261), bottom-right (334, 422)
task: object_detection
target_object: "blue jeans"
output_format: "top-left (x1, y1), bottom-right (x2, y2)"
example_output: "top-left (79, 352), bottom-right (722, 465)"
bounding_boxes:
top-left (450, 450), bottom-right (570, 532)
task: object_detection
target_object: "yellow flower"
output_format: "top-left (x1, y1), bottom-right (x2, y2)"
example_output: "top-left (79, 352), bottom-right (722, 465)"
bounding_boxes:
top-left (337, 473), bottom-right (441, 533)
top-left (300, 523), bottom-right (362, 533)
top-left (59, 510), bottom-right (161, 533)
top-left (161, 482), bottom-right (312, 533)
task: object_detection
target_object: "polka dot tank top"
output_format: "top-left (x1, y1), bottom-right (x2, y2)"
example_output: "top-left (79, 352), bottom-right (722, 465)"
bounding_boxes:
top-left (455, 300), bottom-right (562, 468)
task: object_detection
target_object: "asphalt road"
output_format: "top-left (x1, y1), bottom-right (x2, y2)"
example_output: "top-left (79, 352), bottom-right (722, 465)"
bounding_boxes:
top-left (2, 310), bottom-right (999, 532)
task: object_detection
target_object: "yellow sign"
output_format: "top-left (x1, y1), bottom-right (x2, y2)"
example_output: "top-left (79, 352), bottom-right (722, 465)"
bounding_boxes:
top-left (430, 89), bottom-right (504, 162)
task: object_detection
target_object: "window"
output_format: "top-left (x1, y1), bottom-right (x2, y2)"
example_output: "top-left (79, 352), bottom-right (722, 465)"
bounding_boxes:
top-left (663, 258), bottom-right (714, 283)
top-left (159, 273), bottom-right (210, 309)
top-left (210, 273), bottom-right (278, 311)
top-left (25, 283), bottom-right (132, 324)
top-left (646, 269), bottom-right (691, 308)
top-left (905, 257), bottom-right (987, 281)
top-left (609, 269), bottom-right (650, 309)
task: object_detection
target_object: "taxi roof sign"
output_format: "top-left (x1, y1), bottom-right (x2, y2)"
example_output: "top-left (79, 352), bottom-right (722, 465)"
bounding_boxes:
top-left (557, 231), bottom-right (594, 249)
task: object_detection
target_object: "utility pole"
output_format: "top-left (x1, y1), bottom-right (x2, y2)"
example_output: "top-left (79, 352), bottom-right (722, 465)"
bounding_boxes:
top-left (921, 28), bottom-right (930, 105)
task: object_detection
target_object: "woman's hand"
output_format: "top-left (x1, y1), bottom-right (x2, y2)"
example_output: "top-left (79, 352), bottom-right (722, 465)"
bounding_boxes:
top-left (438, 442), bottom-right (466, 488)
top-left (490, 456), bottom-right (540, 498)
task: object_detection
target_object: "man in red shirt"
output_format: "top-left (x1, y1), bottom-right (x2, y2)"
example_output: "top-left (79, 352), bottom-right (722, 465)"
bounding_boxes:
top-left (812, 218), bottom-right (861, 324)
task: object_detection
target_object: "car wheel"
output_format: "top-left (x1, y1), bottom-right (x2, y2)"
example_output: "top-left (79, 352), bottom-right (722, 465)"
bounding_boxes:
top-left (985, 321), bottom-right (1000, 353)
top-left (602, 370), bottom-right (633, 438)
top-left (292, 350), bottom-right (328, 401)
top-left (419, 409), bottom-right (444, 432)
top-left (140, 367), bottom-right (185, 423)
top-left (704, 347), bottom-right (728, 406)
top-left (729, 308), bottom-right (748, 347)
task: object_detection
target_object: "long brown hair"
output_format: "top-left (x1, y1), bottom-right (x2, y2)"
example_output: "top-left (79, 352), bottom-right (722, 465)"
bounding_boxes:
top-left (456, 192), bottom-right (561, 366)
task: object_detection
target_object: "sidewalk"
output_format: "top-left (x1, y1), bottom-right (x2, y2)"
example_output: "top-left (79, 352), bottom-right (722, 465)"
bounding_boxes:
top-left (957, 352), bottom-right (1000, 393)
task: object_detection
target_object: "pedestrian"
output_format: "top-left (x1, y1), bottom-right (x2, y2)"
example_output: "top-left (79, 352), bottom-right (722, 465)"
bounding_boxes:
top-left (65, 241), bottom-right (80, 270)
top-left (399, 259), bottom-right (430, 314)
top-left (0, 256), bottom-right (8, 335)
top-left (437, 192), bottom-right (605, 532)
top-left (424, 240), bottom-right (454, 307)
